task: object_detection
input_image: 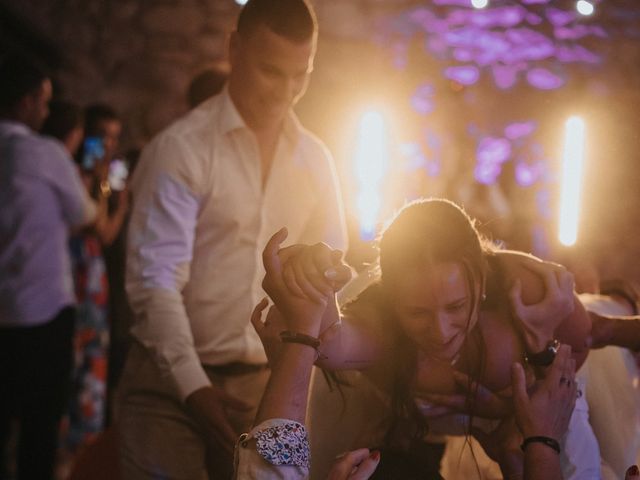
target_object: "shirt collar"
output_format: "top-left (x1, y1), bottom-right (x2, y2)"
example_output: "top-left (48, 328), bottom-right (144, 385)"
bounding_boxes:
top-left (219, 87), bottom-right (301, 143)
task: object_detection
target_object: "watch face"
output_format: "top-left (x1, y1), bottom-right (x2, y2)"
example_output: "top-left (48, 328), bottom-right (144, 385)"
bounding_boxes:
top-left (526, 339), bottom-right (560, 367)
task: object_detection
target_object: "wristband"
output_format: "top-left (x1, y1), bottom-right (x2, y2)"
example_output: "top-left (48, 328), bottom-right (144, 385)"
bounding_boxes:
top-left (520, 436), bottom-right (561, 455)
top-left (279, 330), bottom-right (320, 349)
top-left (280, 330), bottom-right (325, 360)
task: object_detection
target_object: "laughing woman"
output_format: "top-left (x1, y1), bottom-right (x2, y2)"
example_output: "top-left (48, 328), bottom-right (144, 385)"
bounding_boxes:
top-left (274, 198), bottom-right (600, 479)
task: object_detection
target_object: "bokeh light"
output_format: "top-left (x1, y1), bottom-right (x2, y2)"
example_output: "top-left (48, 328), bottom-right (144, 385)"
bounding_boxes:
top-left (576, 0), bottom-right (595, 16)
top-left (471, 0), bottom-right (489, 9)
top-left (559, 116), bottom-right (586, 246)
top-left (354, 110), bottom-right (389, 241)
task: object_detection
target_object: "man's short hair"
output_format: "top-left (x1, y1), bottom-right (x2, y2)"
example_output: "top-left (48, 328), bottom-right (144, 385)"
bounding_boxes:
top-left (0, 54), bottom-right (50, 111)
top-left (84, 103), bottom-right (120, 136)
top-left (237, 0), bottom-right (317, 43)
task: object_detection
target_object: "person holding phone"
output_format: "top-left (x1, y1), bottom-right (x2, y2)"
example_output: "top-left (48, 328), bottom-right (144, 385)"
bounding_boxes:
top-left (43, 104), bottom-right (129, 467)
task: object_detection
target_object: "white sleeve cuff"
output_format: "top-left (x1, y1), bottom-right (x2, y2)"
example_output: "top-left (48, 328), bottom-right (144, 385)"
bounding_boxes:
top-left (172, 358), bottom-right (211, 401)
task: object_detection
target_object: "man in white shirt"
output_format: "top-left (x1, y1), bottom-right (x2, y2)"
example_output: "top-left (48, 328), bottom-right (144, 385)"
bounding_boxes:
top-left (0, 55), bottom-right (97, 480)
top-left (118, 0), bottom-right (347, 478)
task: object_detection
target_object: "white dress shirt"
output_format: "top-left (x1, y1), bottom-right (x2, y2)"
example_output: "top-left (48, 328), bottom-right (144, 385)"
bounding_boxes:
top-left (0, 120), bottom-right (96, 327)
top-left (126, 88), bottom-right (347, 400)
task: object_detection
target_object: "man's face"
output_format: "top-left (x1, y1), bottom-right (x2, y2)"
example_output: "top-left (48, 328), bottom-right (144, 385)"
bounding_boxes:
top-left (228, 24), bottom-right (315, 129)
top-left (27, 79), bottom-right (52, 131)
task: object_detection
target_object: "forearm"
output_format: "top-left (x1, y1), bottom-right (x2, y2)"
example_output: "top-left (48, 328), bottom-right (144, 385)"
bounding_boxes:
top-left (128, 287), bottom-right (209, 399)
top-left (254, 343), bottom-right (317, 425)
top-left (523, 444), bottom-right (562, 480)
top-left (498, 451), bottom-right (523, 480)
top-left (602, 316), bottom-right (640, 350)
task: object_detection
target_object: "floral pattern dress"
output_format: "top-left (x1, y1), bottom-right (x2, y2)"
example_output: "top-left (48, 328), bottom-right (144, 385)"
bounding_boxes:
top-left (61, 232), bottom-right (109, 453)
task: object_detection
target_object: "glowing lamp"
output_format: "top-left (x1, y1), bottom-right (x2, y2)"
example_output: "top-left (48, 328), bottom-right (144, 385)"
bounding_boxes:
top-left (558, 116), bottom-right (585, 247)
top-left (471, 0), bottom-right (489, 9)
top-left (576, 0), bottom-right (595, 16)
top-left (235, 0), bottom-right (248, 5)
top-left (354, 110), bottom-right (388, 241)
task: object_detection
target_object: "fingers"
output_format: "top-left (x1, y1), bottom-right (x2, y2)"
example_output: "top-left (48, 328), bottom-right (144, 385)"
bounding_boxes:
top-left (511, 362), bottom-right (529, 411)
top-left (282, 264), bottom-right (308, 299)
top-left (324, 264), bottom-right (353, 291)
top-left (349, 451), bottom-right (381, 480)
top-left (292, 254), bottom-right (330, 303)
top-left (263, 227), bottom-right (288, 275)
top-left (508, 279), bottom-right (524, 314)
top-left (250, 298), bottom-right (269, 334)
top-left (328, 449), bottom-right (380, 480)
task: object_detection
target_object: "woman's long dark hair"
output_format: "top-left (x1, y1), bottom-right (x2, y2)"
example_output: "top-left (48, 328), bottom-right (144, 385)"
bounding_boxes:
top-left (378, 198), bottom-right (494, 445)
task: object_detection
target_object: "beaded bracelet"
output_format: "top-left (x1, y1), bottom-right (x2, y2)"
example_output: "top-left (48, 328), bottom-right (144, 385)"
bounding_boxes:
top-left (520, 436), bottom-right (561, 454)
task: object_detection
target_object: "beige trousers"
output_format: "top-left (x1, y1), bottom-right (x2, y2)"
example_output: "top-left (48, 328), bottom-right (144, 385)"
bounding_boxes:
top-left (116, 343), bottom-right (269, 480)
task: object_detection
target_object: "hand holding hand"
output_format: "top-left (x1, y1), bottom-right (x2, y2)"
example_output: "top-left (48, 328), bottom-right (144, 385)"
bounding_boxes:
top-left (282, 241), bottom-right (351, 303)
top-left (262, 228), bottom-right (329, 335)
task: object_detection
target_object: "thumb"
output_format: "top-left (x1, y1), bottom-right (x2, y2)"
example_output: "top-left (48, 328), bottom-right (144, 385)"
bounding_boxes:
top-left (509, 279), bottom-right (524, 313)
top-left (262, 227), bottom-right (288, 275)
top-left (350, 450), bottom-right (381, 479)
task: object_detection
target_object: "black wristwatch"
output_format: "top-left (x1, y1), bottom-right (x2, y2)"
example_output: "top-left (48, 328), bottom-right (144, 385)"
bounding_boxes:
top-left (525, 339), bottom-right (560, 366)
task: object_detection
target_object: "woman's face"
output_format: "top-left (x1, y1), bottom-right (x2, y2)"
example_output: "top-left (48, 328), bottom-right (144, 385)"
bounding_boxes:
top-left (390, 261), bottom-right (480, 363)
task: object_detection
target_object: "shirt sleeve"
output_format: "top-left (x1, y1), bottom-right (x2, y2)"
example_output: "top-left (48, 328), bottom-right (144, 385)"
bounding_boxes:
top-left (234, 419), bottom-right (310, 480)
top-left (126, 132), bottom-right (210, 400)
top-left (38, 138), bottom-right (97, 227)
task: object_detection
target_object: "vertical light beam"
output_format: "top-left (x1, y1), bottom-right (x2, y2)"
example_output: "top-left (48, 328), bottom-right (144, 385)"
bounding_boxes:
top-left (354, 110), bottom-right (388, 241)
top-left (558, 116), bottom-right (585, 246)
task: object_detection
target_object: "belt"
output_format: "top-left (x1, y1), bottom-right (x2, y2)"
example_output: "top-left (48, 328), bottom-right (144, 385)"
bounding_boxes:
top-left (204, 362), bottom-right (269, 377)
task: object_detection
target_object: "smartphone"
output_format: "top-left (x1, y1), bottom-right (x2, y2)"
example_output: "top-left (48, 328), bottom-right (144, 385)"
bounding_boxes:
top-left (108, 158), bottom-right (129, 191)
top-left (81, 136), bottom-right (104, 170)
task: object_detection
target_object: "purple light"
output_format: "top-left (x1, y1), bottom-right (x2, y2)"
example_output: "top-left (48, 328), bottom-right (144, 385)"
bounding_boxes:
top-left (492, 65), bottom-right (518, 89)
top-left (515, 161), bottom-right (541, 187)
top-left (526, 13), bottom-right (543, 25)
top-left (556, 45), bottom-right (601, 64)
top-left (410, 83), bottom-right (436, 114)
top-left (522, 0), bottom-right (550, 4)
top-left (526, 68), bottom-right (565, 89)
top-left (453, 48), bottom-right (475, 62)
top-left (504, 121), bottom-right (537, 140)
top-left (477, 136), bottom-right (512, 164)
top-left (546, 7), bottom-right (576, 27)
top-left (474, 162), bottom-right (502, 185)
top-left (445, 65), bottom-right (480, 85)
top-left (470, 6), bottom-right (526, 29)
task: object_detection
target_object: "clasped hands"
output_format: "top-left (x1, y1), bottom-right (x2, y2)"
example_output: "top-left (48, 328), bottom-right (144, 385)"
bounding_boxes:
top-left (252, 228), bottom-right (352, 366)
